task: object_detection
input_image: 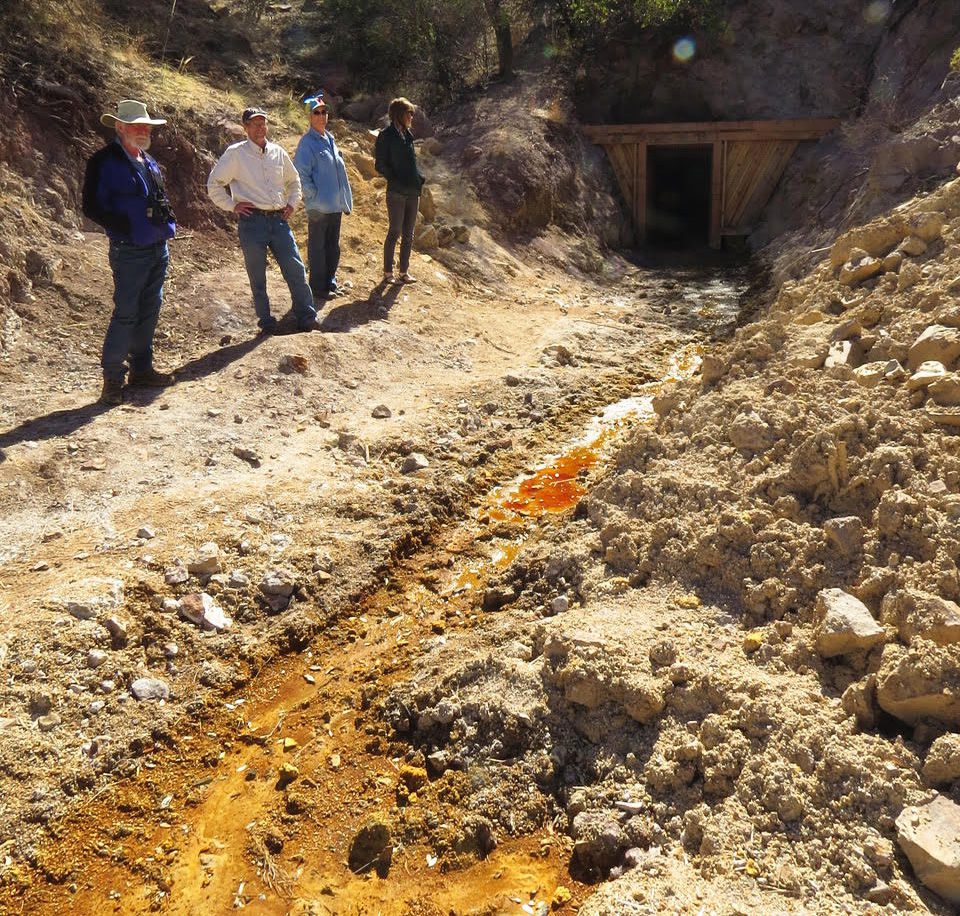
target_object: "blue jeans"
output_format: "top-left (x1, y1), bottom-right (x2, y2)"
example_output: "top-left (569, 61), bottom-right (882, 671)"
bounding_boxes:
top-left (238, 210), bottom-right (317, 327)
top-left (102, 240), bottom-right (169, 382)
top-left (307, 211), bottom-right (342, 298)
top-left (237, 212), bottom-right (316, 327)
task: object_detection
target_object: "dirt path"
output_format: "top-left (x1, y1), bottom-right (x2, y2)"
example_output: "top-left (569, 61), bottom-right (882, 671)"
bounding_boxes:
top-left (0, 186), bottom-right (745, 913)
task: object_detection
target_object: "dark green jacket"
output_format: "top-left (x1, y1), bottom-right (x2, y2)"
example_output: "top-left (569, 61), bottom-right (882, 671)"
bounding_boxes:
top-left (374, 124), bottom-right (425, 197)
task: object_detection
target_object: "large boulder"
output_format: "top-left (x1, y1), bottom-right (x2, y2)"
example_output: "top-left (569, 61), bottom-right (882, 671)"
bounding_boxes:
top-left (924, 735), bottom-right (960, 786)
top-left (813, 588), bottom-right (886, 658)
top-left (896, 796), bottom-right (960, 905)
top-left (877, 642), bottom-right (960, 725)
top-left (881, 590), bottom-right (960, 646)
top-left (908, 326), bottom-right (960, 370)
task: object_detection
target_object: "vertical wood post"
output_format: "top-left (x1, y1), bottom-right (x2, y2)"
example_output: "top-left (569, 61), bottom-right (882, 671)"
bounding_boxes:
top-left (709, 140), bottom-right (723, 249)
top-left (634, 141), bottom-right (647, 244)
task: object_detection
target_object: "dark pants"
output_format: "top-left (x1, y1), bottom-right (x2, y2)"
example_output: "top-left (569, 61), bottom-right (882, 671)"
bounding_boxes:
top-left (307, 211), bottom-right (342, 298)
top-left (101, 240), bottom-right (169, 382)
top-left (383, 192), bottom-right (419, 274)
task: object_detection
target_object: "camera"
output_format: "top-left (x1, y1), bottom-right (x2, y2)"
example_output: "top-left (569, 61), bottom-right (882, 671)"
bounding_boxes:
top-left (146, 190), bottom-right (175, 226)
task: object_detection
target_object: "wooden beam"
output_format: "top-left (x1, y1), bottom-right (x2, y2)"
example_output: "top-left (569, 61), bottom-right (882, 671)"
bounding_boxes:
top-left (635, 141), bottom-right (647, 244)
top-left (710, 140), bottom-right (723, 249)
top-left (582, 118), bottom-right (841, 142)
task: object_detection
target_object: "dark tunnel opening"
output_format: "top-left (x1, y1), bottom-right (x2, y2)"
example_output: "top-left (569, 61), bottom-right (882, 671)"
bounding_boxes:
top-left (646, 144), bottom-right (713, 248)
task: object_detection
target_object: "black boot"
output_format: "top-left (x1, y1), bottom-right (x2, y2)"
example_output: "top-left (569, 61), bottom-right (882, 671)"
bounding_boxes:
top-left (99, 378), bottom-right (123, 405)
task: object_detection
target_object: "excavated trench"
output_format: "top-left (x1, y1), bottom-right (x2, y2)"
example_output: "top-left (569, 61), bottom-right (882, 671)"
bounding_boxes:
top-left (6, 273), bottom-right (746, 915)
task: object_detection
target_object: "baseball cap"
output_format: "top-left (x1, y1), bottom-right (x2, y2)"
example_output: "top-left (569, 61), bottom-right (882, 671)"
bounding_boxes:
top-left (242, 107), bottom-right (268, 124)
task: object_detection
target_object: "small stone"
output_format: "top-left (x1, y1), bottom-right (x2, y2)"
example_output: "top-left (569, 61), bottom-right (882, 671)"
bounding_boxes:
top-left (187, 542), bottom-right (221, 576)
top-left (38, 713), bottom-right (61, 732)
top-left (277, 762), bottom-right (299, 787)
top-left (178, 592), bottom-right (232, 631)
top-left (129, 677), bottom-right (171, 701)
top-left (260, 569), bottom-right (297, 598)
top-left (227, 570), bottom-right (249, 589)
top-left (164, 563), bottom-right (189, 585)
top-left (824, 516), bottom-right (864, 555)
top-left (87, 649), bottom-right (108, 669)
top-left (900, 235), bottom-right (928, 257)
top-left (814, 588), bottom-right (886, 657)
top-left (551, 595), bottom-right (570, 614)
top-left (137, 526), bottom-right (156, 540)
top-left (402, 453), bottom-right (429, 473)
top-left (233, 446), bottom-right (262, 468)
top-left (371, 404), bottom-right (392, 419)
top-left (865, 881), bottom-right (894, 905)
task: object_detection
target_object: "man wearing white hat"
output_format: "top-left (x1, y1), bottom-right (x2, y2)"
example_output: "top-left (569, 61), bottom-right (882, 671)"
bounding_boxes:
top-left (82, 100), bottom-right (177, 405)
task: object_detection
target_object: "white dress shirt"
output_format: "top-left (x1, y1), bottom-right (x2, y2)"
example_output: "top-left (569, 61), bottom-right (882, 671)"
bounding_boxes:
top-left (207, 139), bottom-right (303, 212)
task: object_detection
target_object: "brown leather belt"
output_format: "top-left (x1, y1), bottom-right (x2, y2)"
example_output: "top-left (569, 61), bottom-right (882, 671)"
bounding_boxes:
top-left (250, 208), bottom-right (283, 216)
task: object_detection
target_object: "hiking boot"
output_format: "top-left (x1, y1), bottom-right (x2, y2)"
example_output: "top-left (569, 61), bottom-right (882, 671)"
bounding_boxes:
top-left (258, 317), bottom-right (279, 336)
top-left (297, 318), bottom-right (324, 333)
top-left (397, 273), bottom-right (417, 285)
top-left (128, 368), bottom-right (175, 388)
top-left (99, 379), bottom-right (124, 406)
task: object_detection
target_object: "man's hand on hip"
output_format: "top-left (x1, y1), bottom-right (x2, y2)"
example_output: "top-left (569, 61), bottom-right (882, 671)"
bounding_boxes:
top-left (234, 202), bottom-right (255, 217)
top-left (281, 204), bottom-right (294, 221)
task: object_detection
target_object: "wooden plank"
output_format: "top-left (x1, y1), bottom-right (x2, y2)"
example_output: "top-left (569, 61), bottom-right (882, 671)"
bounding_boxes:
top-left (583, 118), bottom-right (840, 143)
top-left (635, 141), bottom-right (647, 243)
top-left (710, 140), bottom-right (723, 249)
top-left (734, 140), bottom-right (798, 226)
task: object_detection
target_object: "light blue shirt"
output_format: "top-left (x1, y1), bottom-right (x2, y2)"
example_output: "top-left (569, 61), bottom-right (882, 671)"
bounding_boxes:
top-left (293, 128), bottom-right (353, 215)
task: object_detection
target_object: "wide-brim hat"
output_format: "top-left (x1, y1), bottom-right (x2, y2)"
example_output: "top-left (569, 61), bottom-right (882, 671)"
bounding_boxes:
top-left (100, 99), bottom-right (166, 127)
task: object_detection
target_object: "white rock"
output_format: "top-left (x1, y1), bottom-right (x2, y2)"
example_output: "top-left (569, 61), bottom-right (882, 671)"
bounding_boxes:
top-left (897, 796), bottom-right (960, 905)
top-left (129, 677), bottom-right (170, 701)
top-left (908, 360), bottom-right (947, 390)
top-left (87, 649), bottom-right (108, 668)
top-left (402, 453), bottom-right (430, 473)
top-left (260, 569), bottom-right (297, 598)
top-left (852, 361), bottom-right (888, 388)
top-left (178, 592), bottom-right (232, 631)
top-left (61, 578), bottom-right (124, 621)
top-left (814, 588), bottom-right (886, 657)
top-left (188, 542), bottom-right (221, 576)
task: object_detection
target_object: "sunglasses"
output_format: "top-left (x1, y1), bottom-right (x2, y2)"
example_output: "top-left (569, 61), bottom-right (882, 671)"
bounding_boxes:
top-left (312, 109), bottom-right (328, 115)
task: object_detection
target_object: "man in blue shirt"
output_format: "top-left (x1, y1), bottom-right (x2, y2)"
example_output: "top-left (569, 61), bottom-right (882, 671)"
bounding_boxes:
top-left (293, 96), bottom-right (353, 303)
top-left (82, 100), bottom-right (177, 406)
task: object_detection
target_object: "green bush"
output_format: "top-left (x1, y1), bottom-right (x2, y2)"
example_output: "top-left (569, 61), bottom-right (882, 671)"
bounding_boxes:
top-left (951, 46), bottom-right (960, 72)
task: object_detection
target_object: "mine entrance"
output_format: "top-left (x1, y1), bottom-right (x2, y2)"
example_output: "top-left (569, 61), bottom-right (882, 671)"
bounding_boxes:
top-left (646, 144), bottom-right (712, 248)
top-left (582, 119), bottom-right (841, 249)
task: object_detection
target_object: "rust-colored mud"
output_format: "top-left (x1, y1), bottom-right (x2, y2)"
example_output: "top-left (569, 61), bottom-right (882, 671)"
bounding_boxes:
top-left (3, 344), bottom-right (707, 915)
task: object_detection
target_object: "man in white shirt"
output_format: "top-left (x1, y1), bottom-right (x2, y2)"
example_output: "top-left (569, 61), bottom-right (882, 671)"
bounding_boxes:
top-left (207, 107), bottom-right (320, 334)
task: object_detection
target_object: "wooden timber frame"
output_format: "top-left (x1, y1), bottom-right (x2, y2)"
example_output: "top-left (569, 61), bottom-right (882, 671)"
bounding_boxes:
top-left (583, 119), bottom-right (840, 248)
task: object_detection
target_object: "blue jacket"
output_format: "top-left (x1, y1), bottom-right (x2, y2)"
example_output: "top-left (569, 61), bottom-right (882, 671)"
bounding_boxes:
top-left (293, 129), bottom-right (353, 215)
top-left (82, 141), bottom-right (176, 246)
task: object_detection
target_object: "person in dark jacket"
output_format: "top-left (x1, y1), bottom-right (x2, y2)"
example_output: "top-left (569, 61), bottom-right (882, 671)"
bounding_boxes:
top-left (374, 97), bottom-right (424, 284)
top-left (82, 100), bottom-right (176, 405)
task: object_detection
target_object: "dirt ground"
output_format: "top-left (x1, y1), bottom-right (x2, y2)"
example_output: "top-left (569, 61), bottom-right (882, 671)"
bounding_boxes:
top-left (0, 115), bottom-right (751, 913)
top-left (3, 4), bottom-right (960, 912)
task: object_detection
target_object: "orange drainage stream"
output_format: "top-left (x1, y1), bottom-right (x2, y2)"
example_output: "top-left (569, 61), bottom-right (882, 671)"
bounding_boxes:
top-left (451, 344), bottom-right (703, 594)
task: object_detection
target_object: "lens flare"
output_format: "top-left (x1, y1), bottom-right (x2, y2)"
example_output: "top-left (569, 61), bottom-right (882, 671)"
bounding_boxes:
top-left (673, 37), bottom-right (696, 64)
top-left (864, 0), bottom-right (891, 24)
